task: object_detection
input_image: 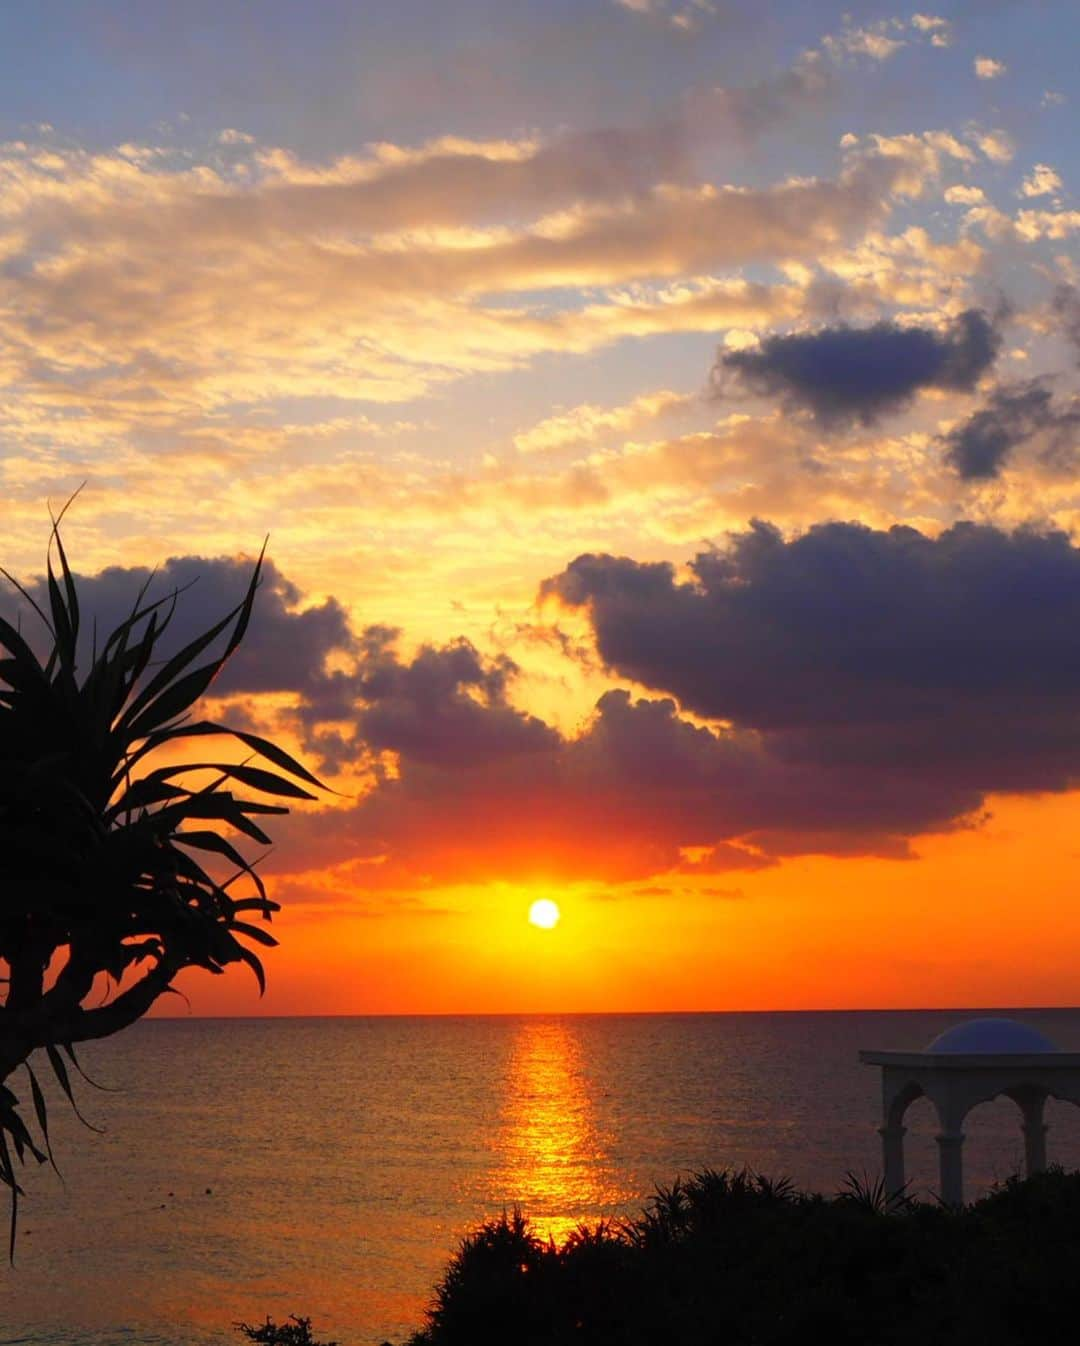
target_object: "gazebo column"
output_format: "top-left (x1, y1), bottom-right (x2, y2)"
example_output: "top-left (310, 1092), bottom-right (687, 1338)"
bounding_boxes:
top-left (1018, 1092), bottom-right (1048, 1176)
top-left (878, 1122), bottom-right (906, 1200)
top-left (936, 1130), bottom-right (965, 1208)
top-left (862, 1028), bottom-right (1080, 1210)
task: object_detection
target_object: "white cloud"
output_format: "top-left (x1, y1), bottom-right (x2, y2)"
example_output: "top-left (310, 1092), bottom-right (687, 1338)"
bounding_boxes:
top-left (960, 204), bottom-right (1015, 240)
top-left (911, 14), bottom-right (952, 46)
top-left (1020, 164), bottom-right (1063, 198)
top-left (971, 129), bottom-right (1015, 163)
top-left (513, 390), bottom-right (695, 455)
top-left (823, 21), bottom-right (906, 63)
top-left (611, 0), bottom-right (715, 29)
top-left (0, 128), bottom-right (940, 446)
top-left (974, 57), bottom-right (1006, 80)
top-left (945, 184), bottom-right (986, 205)
top-left (819, 12), bottom-right (953, 61)
top-left (1014, 209), bottom-right (1080, 241)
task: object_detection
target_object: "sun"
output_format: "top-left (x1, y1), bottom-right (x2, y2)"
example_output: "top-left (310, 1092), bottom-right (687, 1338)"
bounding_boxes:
top-left (528, 898), bottom-right (561, 930)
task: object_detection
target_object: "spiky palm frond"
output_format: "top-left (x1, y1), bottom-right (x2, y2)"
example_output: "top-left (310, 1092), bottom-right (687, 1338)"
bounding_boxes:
top-left (838, 1168), bottom-right (913, 1214)
top-left (0, 517), bottom-right (323, 1254)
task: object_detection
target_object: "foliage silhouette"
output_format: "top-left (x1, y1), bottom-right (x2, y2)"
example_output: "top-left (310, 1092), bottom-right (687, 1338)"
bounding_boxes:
top-left (236, 1316), bottom-right (338, 1346)
top-left (0, 512), bottom-right (322, 1253)
top-left (401, 1166), bottom-right (1080, 1346)
top-left (838, 1167), bottom-right (914, 1214)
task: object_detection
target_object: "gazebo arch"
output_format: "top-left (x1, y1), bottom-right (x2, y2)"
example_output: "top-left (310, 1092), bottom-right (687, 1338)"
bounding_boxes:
top-left (860, 1018), bottom-right (1080, 1207)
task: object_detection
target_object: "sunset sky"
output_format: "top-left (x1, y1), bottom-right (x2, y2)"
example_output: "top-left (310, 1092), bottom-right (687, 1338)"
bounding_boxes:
top-left (2, 0), bottom-right (1079, 1014)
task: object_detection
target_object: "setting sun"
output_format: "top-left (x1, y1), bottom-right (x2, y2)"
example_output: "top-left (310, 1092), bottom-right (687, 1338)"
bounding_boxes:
top-left (528, 899), bottom-right (561, 930)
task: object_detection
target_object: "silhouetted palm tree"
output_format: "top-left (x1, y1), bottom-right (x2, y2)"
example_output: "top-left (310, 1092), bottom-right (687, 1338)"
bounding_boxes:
top-left (0, 509), bottom-right (322, 1252)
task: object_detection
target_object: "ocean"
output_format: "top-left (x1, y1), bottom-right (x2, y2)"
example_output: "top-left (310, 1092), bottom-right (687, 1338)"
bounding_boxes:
top-left (5, 1009), bottom-right (1080, 1346)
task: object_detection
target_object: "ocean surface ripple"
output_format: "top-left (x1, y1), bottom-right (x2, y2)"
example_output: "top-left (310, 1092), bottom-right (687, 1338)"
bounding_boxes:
top-left (6, 1009), bottom-right (1080, 1345)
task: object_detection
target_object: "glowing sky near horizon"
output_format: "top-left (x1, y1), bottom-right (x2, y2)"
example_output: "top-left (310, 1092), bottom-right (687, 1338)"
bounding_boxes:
top-left (2, 0), bottom-right (1080, 1014)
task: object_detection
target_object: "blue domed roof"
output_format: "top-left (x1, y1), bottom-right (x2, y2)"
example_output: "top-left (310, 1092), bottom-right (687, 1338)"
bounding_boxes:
top-left (927, 1018), bottom-right (1058, 1054)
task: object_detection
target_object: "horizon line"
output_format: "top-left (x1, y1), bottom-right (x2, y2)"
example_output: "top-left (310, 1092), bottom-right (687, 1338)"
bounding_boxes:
top-left (142, 1003), bottom-right (1080, 1021)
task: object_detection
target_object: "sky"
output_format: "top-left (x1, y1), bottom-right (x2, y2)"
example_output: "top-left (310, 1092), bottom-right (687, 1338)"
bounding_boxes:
top-left (2, 0), bottom-right (1079, 1014)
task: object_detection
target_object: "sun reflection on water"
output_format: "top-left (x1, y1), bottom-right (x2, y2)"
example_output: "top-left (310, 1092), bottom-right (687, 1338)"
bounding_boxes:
top-left (490, 1018), bottom-right (631, 1244)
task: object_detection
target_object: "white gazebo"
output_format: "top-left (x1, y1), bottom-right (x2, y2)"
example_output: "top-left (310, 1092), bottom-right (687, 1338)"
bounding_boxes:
top-left (860, 1017), bottom-right (1080, 1207)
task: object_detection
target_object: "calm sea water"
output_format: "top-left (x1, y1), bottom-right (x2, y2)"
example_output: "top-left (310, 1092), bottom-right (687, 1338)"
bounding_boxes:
top-left (5, 1009), bottom-right (1080, 1346)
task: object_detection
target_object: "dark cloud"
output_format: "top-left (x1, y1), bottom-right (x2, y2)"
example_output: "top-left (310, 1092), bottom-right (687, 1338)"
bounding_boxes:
top-left (1053, 285), bottom-right (1080, 361)
top-left (1, 553), bottom-right (354, 699)
top-left (18, 527), bottom-right (1080, 891)
top-left (277, 683), bottom-right (967, 888)
top-left (715, 309), bottom-right (1000, 427)
top-left (1, 553), bottom-right (561, 778)
top-left (941, 381), bottom-right (1080, 479)
top-left (309, 627), bottom-right (560, 770)
top-left (543, 519), bottom-right (1080, 804)
top-left (251, 509), bottom-right (1080, 866)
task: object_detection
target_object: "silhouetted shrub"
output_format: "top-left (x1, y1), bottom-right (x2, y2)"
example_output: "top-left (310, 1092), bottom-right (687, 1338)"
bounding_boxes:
top-left (235, 1315), bottom-right (337, 1346)
top-left (401, 1166), bottom-right (1080, 1346)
